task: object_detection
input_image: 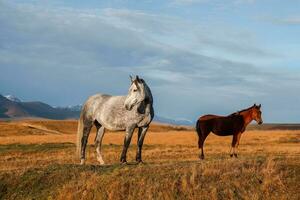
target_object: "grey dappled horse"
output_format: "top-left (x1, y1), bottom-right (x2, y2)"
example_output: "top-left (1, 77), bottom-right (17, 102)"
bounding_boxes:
top-left (77, 76), bottom-right (154, 165)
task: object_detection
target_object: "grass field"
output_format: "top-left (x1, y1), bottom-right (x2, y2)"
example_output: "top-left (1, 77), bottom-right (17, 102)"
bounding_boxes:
top-left (0, 120), bottom-right (299, 200)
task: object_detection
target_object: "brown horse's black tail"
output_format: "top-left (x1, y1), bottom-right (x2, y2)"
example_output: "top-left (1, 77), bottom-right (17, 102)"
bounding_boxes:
top-left (195, 119), bottom-right (201, 148)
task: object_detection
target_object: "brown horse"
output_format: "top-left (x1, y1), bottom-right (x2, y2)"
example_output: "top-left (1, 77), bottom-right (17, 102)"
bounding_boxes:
top-left (196, 104), bottom-right (263, 159)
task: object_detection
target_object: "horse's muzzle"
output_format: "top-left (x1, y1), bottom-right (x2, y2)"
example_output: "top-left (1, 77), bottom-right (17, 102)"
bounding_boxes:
top-left (258, 121), bottom-right (263, 125)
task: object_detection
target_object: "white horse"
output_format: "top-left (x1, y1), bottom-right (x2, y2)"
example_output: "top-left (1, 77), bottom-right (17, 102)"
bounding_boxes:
top-left (77, 75), bottom-right (154, 165)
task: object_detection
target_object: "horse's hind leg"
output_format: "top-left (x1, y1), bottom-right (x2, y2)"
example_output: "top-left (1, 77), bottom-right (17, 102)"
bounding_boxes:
top-left (234, 132), bottom-right (242, 158)
top-left (200, 132), bottom-right (209, 160)
top-left (197, 125), bottom-right (209, 160)
top-left (95, 122), bottom-right (105, 165)
top-left (95, 129), bottom-right (105, 164)
top-left (80, 121), bottom-right (92, 165)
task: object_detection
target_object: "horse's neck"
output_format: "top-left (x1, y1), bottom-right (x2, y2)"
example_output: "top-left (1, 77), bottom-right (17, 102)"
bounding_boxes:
top-left (240, 109), bottom-right (253, 127)
top-left (136, 101), bottom-right (153, 126)
top-left (137, 100), bottom-right (152, 115)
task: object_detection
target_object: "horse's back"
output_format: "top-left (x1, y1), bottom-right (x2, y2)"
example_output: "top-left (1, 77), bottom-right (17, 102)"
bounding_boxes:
top-left (84, 93), bottom-right (112, 108)
top-left (81, 94), bottom-right (113, 119)
top-left (199, 114), bottom-right (225, 121)
top-left (87, 93), bottom-right (112, 101)
top-left (196, 115), bottom-right (223, 134)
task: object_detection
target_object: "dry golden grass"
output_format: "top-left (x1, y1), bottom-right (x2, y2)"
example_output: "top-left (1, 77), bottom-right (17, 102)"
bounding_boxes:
top-left (0, 120), bottom-right (299, 200)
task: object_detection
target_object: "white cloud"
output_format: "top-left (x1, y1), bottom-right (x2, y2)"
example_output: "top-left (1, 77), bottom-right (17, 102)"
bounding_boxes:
top-left (264, 16), bottom-right (300, 25)
top-left (171, 0), bottom-right (209, 5)
top-left (171, 0), bottom-right (256, 6)
top-left (234, 0), bottom-right (256, 4)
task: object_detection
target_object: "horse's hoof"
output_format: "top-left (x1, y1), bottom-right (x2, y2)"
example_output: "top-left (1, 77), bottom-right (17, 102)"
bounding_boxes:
top-left (120, 158), bottom-right (127, 164)
top-left (200, 155), bottom-right (205, 160)
top-left (136, 157), bottom-right (142, 162)
top-left (97, 158), bottom-right (105, 165)
top-left (234, 154), bottom-right (238, 158)
top-left (80, 159), bottom-right (85, 165)
top-left (136, 160), bottom-right (144, 164)
top-left (98, 162), bottom-right (105, 166)
top-left (120, 157), bottom-right (126, 162)
top-left (230, 154), bottom-right (233, 157)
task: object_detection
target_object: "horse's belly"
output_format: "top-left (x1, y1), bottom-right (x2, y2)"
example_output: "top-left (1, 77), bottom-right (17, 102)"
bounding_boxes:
top-left (98, 113), bottom-right (144, 131)
top-left (99, 119), bottom-right (126, 131)
top-left (212, 123), bottom-right (236, 136)
top-left (212, 130), bottom-right (233, 136)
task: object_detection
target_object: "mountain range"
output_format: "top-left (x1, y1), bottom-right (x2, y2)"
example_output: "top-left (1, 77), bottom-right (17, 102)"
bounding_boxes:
top-left (0, 94), bottom-right (193, 125)
top-left (0, 94), bottom-right (79, 119)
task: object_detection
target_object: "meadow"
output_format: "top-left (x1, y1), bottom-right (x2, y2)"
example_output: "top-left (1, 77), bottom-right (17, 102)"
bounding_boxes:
top-left (0, 120), bottom-right (299, 200)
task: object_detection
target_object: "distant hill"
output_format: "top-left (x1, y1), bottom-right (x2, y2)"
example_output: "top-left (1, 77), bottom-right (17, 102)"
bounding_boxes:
top-left (247, 123), bottom-right (300, 131)
top-left (153, 115), bottom-right (194, 126)
top-left (0, 94), bottom-right (79, 119)
top-left (0, 95), bottom-right (28, 118)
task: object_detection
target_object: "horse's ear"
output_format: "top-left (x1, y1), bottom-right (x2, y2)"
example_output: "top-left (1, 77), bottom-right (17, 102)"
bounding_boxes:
top-left (253, 103), bottom-right (256, 107)
top-left (258, 104), bottom-right (261, 108)
top-left (136, 75), bottom-right (140, 82)
top-left (130, 75), bottom-right (134, 83)
top-left (133, 79), bottom-right (140, 89)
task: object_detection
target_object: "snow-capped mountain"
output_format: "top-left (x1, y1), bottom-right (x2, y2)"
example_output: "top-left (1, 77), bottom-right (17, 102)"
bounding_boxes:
top-left (54, 105), bottom-right (82, 112)
top-left (4, 95), bottom-right (21, 102)
top-left (66, 105), bottom-right (82, 112)
top-left (154, 115), bottom-right (194, 126)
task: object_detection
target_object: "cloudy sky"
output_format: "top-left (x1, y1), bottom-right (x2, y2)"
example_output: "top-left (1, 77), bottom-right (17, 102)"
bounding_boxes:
top-left (0, 0), bottom-right (299, 123)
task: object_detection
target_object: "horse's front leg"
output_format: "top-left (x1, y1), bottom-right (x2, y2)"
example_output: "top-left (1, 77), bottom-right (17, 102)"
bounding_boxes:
top-left (230, 134), bottom-right (238, 158)
top-left (120, 125), bottom-right (135, 163)
top-left (136, 126), bottom-right (149, 163)
top-left (234, 132), bottom-right (242, 157)
top-left (230, 133), bottom-right (241, 158)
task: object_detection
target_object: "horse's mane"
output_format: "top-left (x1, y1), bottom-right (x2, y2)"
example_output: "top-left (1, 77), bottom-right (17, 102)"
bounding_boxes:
top-left (140, 79), bottom-right (153, 105)
top-left (137, 79), bottom-right (153, 115)
top-left (229, 105), bottom-right (254, 116)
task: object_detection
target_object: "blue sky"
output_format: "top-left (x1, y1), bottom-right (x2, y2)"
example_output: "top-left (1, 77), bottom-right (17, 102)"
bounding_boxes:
top-left (0, 0), bottom-right (299, 123)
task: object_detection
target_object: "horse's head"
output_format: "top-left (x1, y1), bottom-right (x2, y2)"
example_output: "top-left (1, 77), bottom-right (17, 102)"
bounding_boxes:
top-left (252, 104), bottom-right (263, 125)
top-left (124, 75), bottom-right (151, 111)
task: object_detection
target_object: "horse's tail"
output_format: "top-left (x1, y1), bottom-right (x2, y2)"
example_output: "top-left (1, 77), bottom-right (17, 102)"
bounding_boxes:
top-left (195, 119), bottom-right (201, 148)
top-left (76, 112), bottom-right (85, 159)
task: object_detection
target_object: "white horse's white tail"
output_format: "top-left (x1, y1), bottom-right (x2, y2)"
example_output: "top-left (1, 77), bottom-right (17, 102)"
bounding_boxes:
top-left (76, 113), bottom-right (84, 159)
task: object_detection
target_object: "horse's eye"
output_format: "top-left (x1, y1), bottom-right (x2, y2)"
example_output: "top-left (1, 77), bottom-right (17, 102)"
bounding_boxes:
top-left (133, 89), bottom-right (137, 92)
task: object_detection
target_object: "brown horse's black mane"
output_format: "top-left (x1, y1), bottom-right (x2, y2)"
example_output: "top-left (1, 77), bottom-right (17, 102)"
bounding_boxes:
top-left (229, 105), bottom-right (254, 116)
